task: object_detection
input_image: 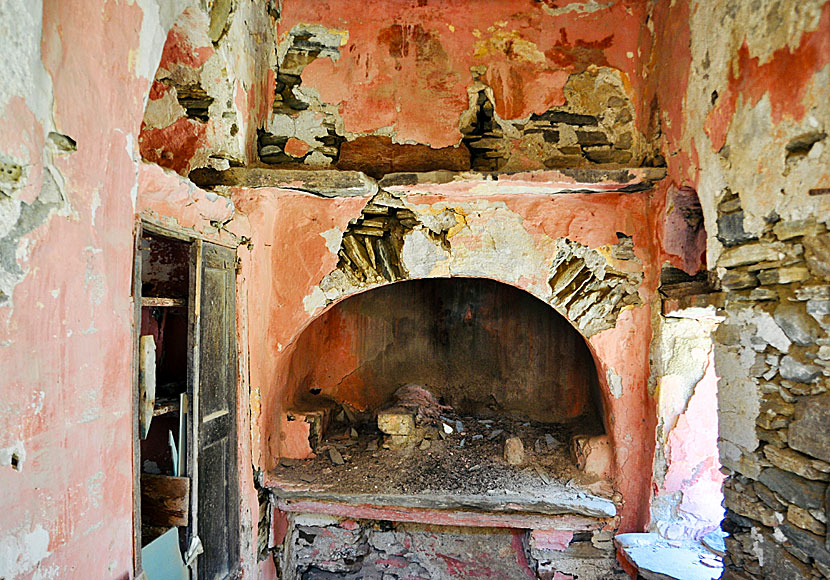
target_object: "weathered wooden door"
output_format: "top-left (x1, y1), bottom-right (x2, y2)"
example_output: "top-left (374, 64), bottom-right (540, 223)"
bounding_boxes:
top-left (197, 242), bottom-right (239, 579)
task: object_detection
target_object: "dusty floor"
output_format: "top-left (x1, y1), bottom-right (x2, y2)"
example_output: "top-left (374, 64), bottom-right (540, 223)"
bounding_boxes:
top-left (268, 413), bottom-right (609, 501)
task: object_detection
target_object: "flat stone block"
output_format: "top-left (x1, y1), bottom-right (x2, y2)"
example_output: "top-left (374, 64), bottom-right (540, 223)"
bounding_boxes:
top-left (377, 408), bottom-right (415, 436)
top-left (504, 437), bottom-right (525, 465)
top-left (572, 434), bottom-right (612, 479)
top-left (789, 395), bottom-right (830, 464)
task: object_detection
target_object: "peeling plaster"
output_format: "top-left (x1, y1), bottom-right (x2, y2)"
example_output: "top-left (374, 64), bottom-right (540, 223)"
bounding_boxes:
top-left (401, 228), bottom-right (449, 278)
top-left (606, 368), bottom-right (623, 399)
top-left (540, 1), bottom-right (616, 17)
top-left (652, 316), bottom-right (724, 540)
top-left (321, 227), bottom-right (344, 254)
top-left (0, 524), bottom-right (51, 579)
top-left (0, 0), bottom-right (52, 119)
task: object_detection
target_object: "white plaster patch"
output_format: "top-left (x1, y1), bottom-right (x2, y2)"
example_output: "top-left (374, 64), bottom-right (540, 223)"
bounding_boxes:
top-left (86, 471), bottom-right (104, 509)
top-left (303, 286), bottom-right (327, 315)
top-left (0, 196), bottom-right (23, 239)
top-left (90, 189), bottom-right (101, 227)
top-left (401, 228), bottom-right (449, 278)
top-left (292, 513), bottom-right (342, 527)
top-left (606, 368), bottom-right (623, 399)
top-left (0, 0), bottom-right (52, 120)
top-left (135, 0), bottom-right (182, 84)
top-left (0, 524), bottom-right (50, 578)
top-left (142, 86), bottom-right (186, 129)
top-left (321, 228), bottom-right (344, 255)
top-left (540, 0), bottom-right (614, 16)
top-left (269, 113), bottom-right (295, 137)
top-left (32, 564), bottom-right (60, 580)
top-left (32, 390), bottom-right (44, 415)
top-left (294, 110), bottom-right (329, 148)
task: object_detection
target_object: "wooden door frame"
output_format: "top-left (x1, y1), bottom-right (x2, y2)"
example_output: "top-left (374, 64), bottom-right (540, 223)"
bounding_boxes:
top-left (131, 220), bottom-right (143, 573)
top-left (132, 218), bottom-right (240, 577)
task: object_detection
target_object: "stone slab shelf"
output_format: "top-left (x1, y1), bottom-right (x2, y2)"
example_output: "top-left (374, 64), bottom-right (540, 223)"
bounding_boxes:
top-left (189, 166), bottom-right (666, 198)
top-left (189, 167), bottom-right (379, 198)
top-left (379, 167), bottom-right (667, 195)
top-left (273, 497), bottom-right (612, 532)
top-left (266, 476), bottom-right (616, 531)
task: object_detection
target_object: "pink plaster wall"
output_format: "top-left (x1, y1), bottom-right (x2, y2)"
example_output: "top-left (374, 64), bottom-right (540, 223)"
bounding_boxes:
top-left (0, 1), bottom-right (266, 577)
top-left (240, 186), bottom-right (659, 533)
top-left (0, 1), bottom-right (152, 577)
top-left (278, 0), bottom-right (650, 148)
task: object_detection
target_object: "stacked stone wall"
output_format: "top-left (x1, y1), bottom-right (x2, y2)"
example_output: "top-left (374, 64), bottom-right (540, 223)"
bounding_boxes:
top-left (715, 209), bottom-right (830, 578)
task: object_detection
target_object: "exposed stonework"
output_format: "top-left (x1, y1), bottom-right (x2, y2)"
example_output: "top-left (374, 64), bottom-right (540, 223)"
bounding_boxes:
top-left (714, 214), bottom-right (830, 577)
top-left (139, 2), bottom-right (276, 175)
top-left (258, 63), bottom-right (658, 176)
top-left (273, 513), bottom-right (625, 580)
top-left (460, 66), bottom-right (657, 173)
top-left (548, 238), bottom-right (643, 337)
top-left (303, 187), bottom-right (646, 343)
top-left (526, 528), bottom-right (629, 580)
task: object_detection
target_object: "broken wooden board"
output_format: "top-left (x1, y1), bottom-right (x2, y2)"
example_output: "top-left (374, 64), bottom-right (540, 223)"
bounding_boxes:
top-left (139, 335), bottom-right (157, 439)
top-left (141, 474), bottom-right (190, 527)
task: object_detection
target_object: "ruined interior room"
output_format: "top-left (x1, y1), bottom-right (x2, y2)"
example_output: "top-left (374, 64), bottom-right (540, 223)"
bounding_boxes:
top-left (1, 1), bottom-right (828, 579)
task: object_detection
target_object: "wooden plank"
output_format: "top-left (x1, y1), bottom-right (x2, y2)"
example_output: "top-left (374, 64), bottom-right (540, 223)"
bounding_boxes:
top-left (139, 335), bottom-right (156, 439)
top-left (132, 219), bottom-right (144, 573)
top-left (153, 397), bottom-right (180, 417)
top-left (188, 239), bottom-right (202, 580)
top-left (197, 242), bottom-right (240, 580)
top-left (276, 499), bottom-right (608, 531)
top-left (142, 297), bottom-right (186, 307)
top-left (141, 217), bottom-right (239, 249)
top-left (141, 474), bottom-right (190, 527)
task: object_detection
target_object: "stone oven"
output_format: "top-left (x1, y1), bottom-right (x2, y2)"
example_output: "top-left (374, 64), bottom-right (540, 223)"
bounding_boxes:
top-left (234, 168), bottom-right (665, 578)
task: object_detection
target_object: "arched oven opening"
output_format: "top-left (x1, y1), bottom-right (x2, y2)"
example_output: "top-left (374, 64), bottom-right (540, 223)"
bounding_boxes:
top-left (268, 278), bottom-right (615, 513)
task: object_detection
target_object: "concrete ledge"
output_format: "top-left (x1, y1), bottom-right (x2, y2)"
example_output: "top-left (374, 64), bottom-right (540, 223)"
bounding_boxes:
top-left (189, 166), bottom-right (666, 197)
top-left (190, 167), bottom-right (378, 197)
top-left (276, 498), bottom-right (610, 531)
top-left (615, 532), bottom-right (723, 580)
top-left (380, 167), bottom-right (667, 194)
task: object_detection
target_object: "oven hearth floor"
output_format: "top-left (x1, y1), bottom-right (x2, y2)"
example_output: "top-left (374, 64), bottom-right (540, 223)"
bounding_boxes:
top-left (265, 415), bottom-right (616, 522)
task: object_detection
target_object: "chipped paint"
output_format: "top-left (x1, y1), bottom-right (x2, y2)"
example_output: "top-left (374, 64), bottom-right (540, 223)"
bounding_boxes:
top-left (242, 180), bottom-right (658, 532)
top-left (606, 368), bottom-right (623, 399)
top-left (279, 0), bottom-right (647, 148)
top-left (0, 524), bottom-right (51, 579)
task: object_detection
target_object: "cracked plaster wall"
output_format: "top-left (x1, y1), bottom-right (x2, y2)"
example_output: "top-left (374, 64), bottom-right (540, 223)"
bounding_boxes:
top-left (648, 0), bottom-right (830, 577)
top-left (0, 1), bottom-right (268, 578)
top-left (138, 0), bottom-right (277, 176)
top-left (235, 183), bottom-right (660, 533)
top-left (255, 0), bottom-right (660, 173)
